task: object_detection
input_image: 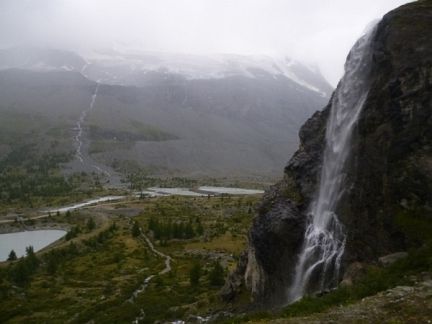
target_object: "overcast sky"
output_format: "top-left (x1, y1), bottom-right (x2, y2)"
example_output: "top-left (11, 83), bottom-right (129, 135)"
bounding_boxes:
top-left (0, 0), bottom-right (412, 85)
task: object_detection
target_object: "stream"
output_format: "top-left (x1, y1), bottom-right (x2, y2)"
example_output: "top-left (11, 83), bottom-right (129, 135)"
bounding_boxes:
top-left (127, 220), bottom-right (172, 324)
top-left (71, 81), bottom-right (119, 183)
top-left (128, 221), bottom-right (172, 303)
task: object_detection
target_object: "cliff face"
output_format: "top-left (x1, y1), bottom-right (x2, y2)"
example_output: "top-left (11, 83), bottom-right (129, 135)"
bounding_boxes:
top-left (227, 1), bottom-right (432, 306)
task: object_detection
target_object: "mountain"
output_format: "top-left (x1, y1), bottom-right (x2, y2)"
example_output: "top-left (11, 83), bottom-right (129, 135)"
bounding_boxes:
top-left (223, 0), bottom-right (432, 306)
top-left (0, 47), bottom-right (86, 72)
top-left (0, 46), bottom-right (332, 97)
top-left (82, 50), bottom-right (333, 96)
top-left (0, 48), bottom-right (332, 180)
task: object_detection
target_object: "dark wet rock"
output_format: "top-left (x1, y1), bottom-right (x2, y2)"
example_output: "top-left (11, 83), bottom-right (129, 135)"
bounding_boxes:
top-left (220, 250), bottom-right (248, 302)
top-left (340, 262), bottom-right (368, 287)
top-left (225, 1), bottom-right (432, 305)
top-left (246, 194), bottom-right (305, 305)
top-left (285, 106), bottom-right (329, 202)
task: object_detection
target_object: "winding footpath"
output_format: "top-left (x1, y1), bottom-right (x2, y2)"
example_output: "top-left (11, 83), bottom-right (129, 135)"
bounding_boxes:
top-left (128, 220), bottom-right (172, 303)
top-left (127, 221), bottom-right (173, 324)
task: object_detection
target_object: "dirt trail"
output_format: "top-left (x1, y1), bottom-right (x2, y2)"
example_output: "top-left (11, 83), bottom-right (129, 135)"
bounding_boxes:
top-left (127, 220), bottom-right (172, 303)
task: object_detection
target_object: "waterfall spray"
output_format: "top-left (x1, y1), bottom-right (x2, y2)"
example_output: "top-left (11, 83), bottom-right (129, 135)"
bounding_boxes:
top-left (287, 24), bottom-right (378, 303)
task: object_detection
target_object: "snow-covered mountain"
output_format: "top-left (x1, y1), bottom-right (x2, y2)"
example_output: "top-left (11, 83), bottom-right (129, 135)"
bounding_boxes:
top-left (0, 47), bottom-right (332, 97)
top-left (0, 47), bottom-right (86, 72)
top-left (0, 46), bottom-right (332, 178)
top-left (83, 49), bottom-right (332, 97)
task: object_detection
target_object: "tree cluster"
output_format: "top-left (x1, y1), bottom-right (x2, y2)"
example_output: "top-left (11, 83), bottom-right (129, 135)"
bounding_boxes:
top-left (188, 260), bottom-right (225, 287)
top-left (208, 261), bottom-right (225, 286)
top-left (148, 217), bottom-right (203, 240)
top-left (7, 246), bottom-right (39, 286)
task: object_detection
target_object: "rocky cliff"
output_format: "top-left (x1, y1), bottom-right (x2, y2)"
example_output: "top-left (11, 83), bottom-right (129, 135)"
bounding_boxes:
top-left (223, 0), bottom-right (432, 306)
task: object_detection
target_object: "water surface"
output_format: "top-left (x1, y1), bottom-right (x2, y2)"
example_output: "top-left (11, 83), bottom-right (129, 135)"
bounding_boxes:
top-left (0, 230), bottom-right (66, 261)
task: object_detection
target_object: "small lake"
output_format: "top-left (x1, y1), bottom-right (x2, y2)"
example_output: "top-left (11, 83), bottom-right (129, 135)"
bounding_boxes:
top-left (142, 186), bottom-right (265, 197)
top-left (0, 230), bottom-right (66, 261)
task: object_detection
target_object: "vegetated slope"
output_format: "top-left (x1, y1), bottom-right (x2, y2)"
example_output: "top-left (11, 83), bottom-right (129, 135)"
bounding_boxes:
top-left (0, 195), bottom-right (261, 323)
top-left (0, 51), bottom-right (331, 178)
top-left (224, 0), bottom-right (432, 306)
top-left (89, 73), bottom-right (327, 178)
top-left (0, 93), bottom-right (104, 210)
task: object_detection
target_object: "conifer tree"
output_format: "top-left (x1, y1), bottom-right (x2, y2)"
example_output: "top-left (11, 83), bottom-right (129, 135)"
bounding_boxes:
top-left (7, 250), bottom-right (17, 261)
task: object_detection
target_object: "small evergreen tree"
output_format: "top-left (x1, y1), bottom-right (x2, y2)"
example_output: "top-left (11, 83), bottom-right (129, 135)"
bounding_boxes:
top-left (195, 220), bottom-right (204, 236)
top-left (208, 261), bottom-right (225, 286)
top-left (132, 221), bottom-right (141, 237)
top-left (86, 218), bottom-right (96, 231)
top-left (184, 221), bottom-right (194, 239)
top-left (65, 226), bottom-right (80, 240)
top-left (7, 250), bottom-right (17, 261)
top-left (10, 259), bottom-right (30, 285)
top-left (25, 246), bottom-right (39, 271)
top-left (189, 262), bottom-right (202, 286)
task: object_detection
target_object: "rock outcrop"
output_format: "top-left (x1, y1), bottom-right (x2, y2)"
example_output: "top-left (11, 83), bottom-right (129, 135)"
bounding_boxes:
top-left (224, 0), bottom-right (432, 306)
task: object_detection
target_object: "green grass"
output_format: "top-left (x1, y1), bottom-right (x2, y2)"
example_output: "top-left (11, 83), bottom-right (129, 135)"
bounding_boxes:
top-left (280, 241), bottom-right (431, 317)
top-left (0, 110), bottom-right (47, 142)
top-left (0, 195), bottom-right (260, 323)
top-left (3, 193), bottom-right (430, 323)
top-left (0, 216), bottom-right (160, 323)
top-left (88, 121), bottom-right (177, 144)
top-left (234, 242), bottom-right (432, 323)
top-left (88, 139), bottom-right (135, 154)
top-left (0, 109), bottom-right (111, 214)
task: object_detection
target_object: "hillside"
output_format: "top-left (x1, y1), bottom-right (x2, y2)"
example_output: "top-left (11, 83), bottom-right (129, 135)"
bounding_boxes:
top-left (0, 50), bottom-right (332, 180)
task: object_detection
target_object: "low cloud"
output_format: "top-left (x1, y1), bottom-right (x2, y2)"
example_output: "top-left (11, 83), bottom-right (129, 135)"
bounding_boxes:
top-left (0, 0), bottom-right (412, 85)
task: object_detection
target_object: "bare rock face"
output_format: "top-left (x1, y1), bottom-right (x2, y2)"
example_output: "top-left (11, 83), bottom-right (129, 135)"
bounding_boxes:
top-left (247, 193), bottom-right (304, 304)
top-left (234, 106), bottom-right (331, 305)
top-left (220, 250), bottom-right (248, 302)
top-left (341, 0), bottom-right (432, 264)
top-left (224, 0), bottom-right (432, 306)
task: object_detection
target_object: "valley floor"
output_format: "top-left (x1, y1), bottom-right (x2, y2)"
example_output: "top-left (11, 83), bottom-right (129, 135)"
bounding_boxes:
top-left (0, 193), bottom-right (259, 323)
top-left (1, 185), bottom-right (431, 323)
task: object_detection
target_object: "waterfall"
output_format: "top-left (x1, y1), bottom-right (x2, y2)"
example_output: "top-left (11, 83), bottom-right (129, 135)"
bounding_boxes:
top-left (74, 82), bottom-right (100, 163)
top-left (287, 25), bottom-right (377, 303)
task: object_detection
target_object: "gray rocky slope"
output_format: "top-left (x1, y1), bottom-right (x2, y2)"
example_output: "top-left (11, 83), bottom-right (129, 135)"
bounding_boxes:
top-left (0, 50), bottom-right (332, 178)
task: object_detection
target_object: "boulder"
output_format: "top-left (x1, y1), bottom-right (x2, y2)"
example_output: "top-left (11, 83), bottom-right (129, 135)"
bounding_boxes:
top-left (378, 252), bottom-right (408, 266)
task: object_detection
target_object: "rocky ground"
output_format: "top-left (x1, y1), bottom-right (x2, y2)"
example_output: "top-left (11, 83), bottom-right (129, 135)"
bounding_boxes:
top-left (262, 274), bottom-right (432, 323)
